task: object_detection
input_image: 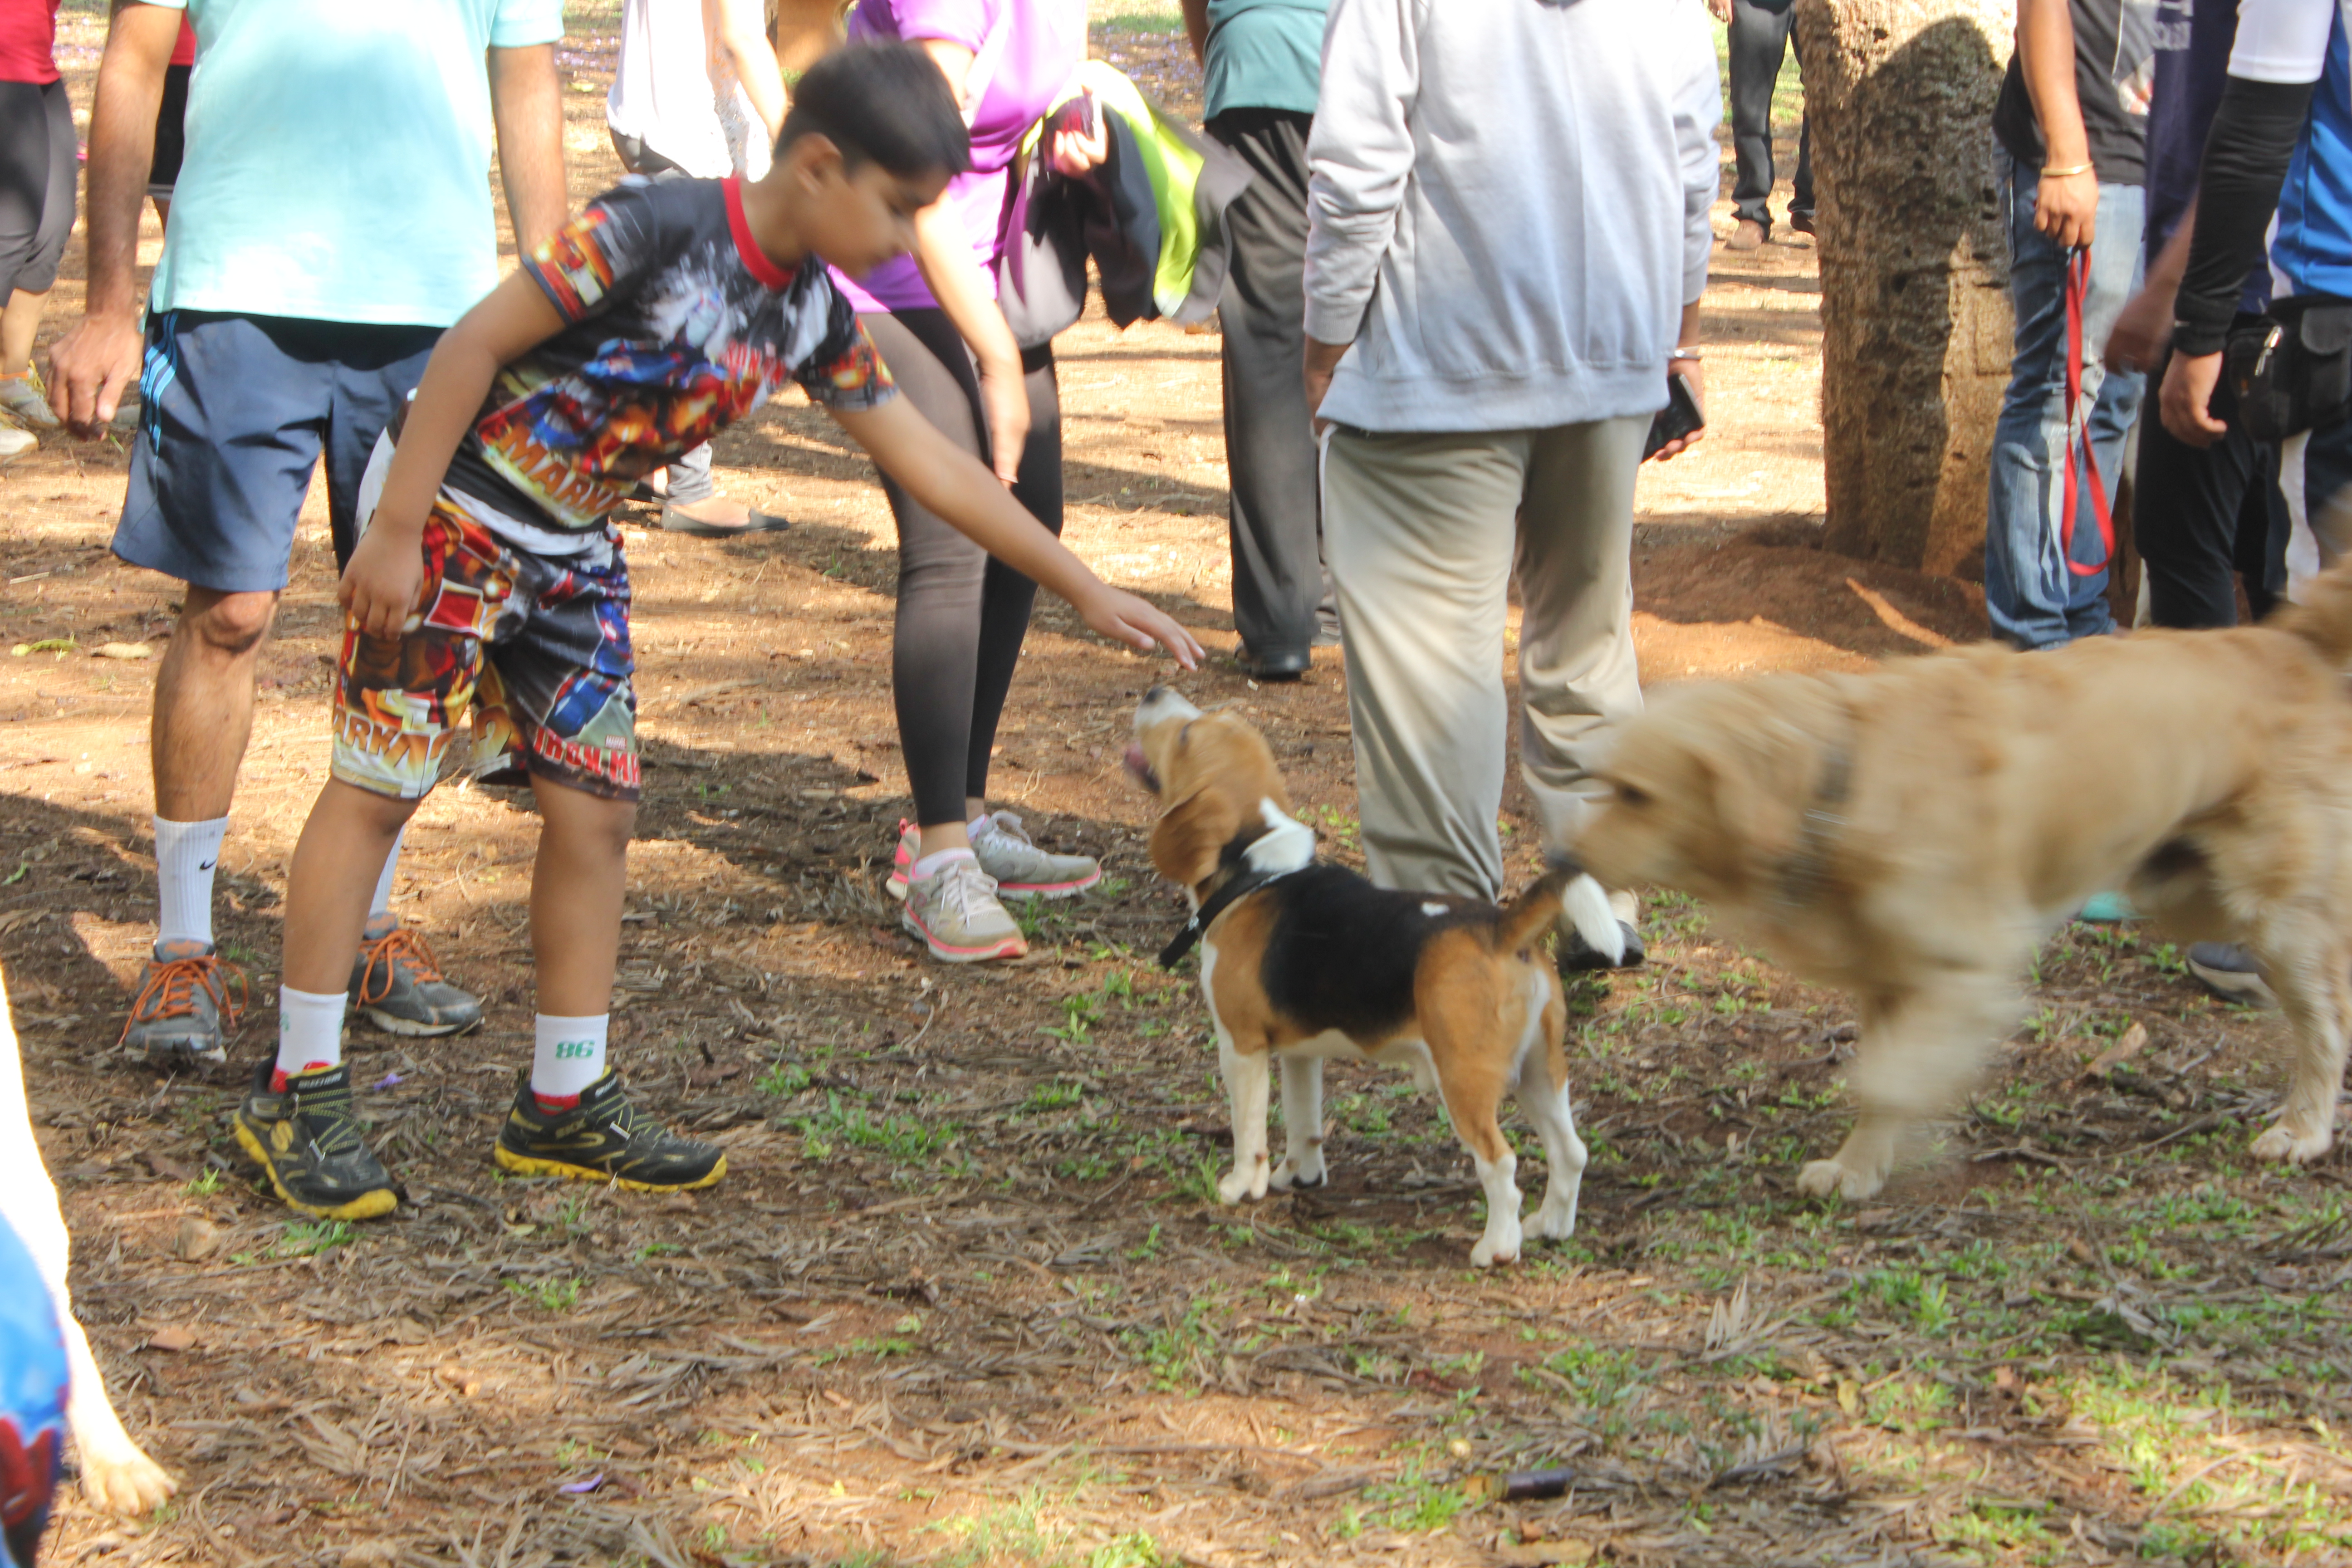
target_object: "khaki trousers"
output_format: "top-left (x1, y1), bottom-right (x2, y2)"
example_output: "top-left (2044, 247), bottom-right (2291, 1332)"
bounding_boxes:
top-left (1324, 416), bottom-right (1648, 901)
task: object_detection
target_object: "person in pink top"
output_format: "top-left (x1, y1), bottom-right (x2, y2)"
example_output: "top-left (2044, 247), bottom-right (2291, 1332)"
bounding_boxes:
top-left (843, 0), bottom-right (1116, 964)
top-left (0, 0), bottom-right (70, 450)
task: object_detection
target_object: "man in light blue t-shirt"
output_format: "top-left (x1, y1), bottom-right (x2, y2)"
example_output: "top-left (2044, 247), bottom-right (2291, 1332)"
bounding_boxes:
top-left (45, 0), bottom-right (568, 1068)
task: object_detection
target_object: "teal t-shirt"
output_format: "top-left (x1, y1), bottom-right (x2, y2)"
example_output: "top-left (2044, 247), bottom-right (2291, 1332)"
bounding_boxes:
top-left (148, 0), bottom-right (564, 327)
top-left (1202, 0), bottom-right (1328, 120)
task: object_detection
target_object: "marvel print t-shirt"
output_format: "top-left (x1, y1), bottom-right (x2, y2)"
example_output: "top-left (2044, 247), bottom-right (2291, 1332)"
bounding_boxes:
top-left (443, 173), bottom-right (895, 540)
top-left (1992, 0), bottom-right (2158, 186)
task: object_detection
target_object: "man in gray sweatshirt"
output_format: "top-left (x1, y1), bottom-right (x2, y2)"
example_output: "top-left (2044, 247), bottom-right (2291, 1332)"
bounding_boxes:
top-left (1303, 0), bottom-right (1720, 960)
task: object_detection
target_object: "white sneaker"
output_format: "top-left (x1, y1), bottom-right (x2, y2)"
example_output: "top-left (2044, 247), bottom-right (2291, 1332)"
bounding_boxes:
top-left (970, 812), bottom-right (1101, 899)
top-left (0, 413), bottom-right (34, 466)
top-left (901, 854), bottom-right (1028, 963)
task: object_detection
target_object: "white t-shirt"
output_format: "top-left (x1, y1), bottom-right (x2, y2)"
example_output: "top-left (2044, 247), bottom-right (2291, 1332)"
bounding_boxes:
top-left (607, 0), bottom-right (769, 181)
top-left (148, 0), bottom-right (564, 327)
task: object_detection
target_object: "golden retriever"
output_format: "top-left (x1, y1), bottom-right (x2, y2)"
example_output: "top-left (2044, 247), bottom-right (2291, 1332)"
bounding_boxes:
top-left (1571, 567), bottom-right (2352, 1200)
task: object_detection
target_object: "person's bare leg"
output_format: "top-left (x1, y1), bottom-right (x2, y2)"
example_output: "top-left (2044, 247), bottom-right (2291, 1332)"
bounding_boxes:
top-left (281, 780), bottom-right (419, 995)
top-left (1, 287), bottom-right (47, 373)
top-left (152, 587), bottom-right (279, 820)
top-left (527, 776), bottom-right (636, 1015)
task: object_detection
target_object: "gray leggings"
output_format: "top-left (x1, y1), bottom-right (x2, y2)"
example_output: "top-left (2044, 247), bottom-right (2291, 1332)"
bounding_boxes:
top-left (862, 307), bottom-right (1062, 828)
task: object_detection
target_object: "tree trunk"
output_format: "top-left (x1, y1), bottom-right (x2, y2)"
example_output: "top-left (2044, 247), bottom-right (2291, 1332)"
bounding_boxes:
top-left (1795, 0), bottom-right (2016, 576)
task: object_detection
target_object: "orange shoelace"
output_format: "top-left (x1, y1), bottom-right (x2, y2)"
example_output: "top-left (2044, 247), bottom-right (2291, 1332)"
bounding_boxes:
top-left (119, 951), bottom-right (249, 1043)
top-left (353, 926), bottom-right (446, 1006)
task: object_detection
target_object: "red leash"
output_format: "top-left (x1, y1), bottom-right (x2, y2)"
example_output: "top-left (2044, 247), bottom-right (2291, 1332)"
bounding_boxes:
top-left (2060, 245), bottom-right (2113, 578)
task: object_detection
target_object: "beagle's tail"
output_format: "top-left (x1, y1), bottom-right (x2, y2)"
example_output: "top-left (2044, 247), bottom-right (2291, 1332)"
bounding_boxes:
top-left (1497, 853), bottom-right (1625, 965)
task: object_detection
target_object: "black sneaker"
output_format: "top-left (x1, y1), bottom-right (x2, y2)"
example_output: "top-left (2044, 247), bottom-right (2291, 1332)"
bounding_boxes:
top-left (232, 1061), bottom-right (397, 1220)
top-left (493, 1069), bottom-right (726, 1191)
top-left (2187, 942), bottom-right (2276, 1008)
top-left (1558, 919), bottom-right (1646, 974)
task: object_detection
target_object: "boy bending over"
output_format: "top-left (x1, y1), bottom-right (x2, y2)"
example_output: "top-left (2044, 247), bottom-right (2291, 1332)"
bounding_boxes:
top-left (236, 43), bottom-right (1201, 1218)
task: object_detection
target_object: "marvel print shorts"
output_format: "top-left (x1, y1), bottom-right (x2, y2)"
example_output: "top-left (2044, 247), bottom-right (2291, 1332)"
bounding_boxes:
top-left (331, 502), bottom-right (642, 804)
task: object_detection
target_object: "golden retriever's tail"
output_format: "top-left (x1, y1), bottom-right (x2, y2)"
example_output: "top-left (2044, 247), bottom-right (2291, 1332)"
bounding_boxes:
top-left (1498, 853), bottom-right (1625, 964)
top-left (2278, 549), bottom-right (2352, 666)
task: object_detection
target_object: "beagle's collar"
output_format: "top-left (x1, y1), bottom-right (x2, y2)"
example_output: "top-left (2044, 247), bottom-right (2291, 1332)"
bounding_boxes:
top-left (1158, 801), bottom-right (1317, 969)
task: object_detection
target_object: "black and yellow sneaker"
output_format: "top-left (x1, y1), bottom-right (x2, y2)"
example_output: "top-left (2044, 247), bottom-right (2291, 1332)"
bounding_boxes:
top-left (492, 1068), bottom-right (726, 1191)
top-left (231, 1060), bottom-right (397, 1220)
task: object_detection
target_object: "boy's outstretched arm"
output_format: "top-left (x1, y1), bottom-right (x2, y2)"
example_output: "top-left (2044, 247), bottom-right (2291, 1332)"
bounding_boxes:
top-left (343, 273), bottom-right (568, 637)
top-left (833, 397), bottom-right (1204, 669)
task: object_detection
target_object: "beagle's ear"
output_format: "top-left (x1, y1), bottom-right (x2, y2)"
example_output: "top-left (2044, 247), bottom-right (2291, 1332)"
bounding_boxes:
top-left (1151, 786), bottom-right (1243, 890)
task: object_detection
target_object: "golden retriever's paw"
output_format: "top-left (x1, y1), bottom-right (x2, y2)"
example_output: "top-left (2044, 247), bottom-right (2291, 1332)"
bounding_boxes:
top-left (2251, 1123), bottom-right (2334, 1164)
top-left (77, 1438), bottom-right (178, 1515)
top-left (1268, 1156), bottom-right (1326, 1192)
top-left (1797, 1159), bottom-right (1882, 1201)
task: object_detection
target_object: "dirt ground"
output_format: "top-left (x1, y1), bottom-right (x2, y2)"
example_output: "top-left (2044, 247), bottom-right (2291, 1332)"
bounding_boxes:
top-left (6, 9), bottom-right (2352, 1568)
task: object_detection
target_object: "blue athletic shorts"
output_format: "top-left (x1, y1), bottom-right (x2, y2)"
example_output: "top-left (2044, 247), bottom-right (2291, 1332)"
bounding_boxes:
top-left (111, 310), bottom-right (441, 594)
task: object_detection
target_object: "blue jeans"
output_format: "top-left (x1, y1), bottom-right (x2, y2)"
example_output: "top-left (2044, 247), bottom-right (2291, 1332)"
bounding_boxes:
top-left (1984, 148), bottom-right (2147, 648)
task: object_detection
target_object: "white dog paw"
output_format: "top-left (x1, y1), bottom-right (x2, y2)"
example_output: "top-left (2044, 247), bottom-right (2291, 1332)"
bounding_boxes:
top-left (2251, 1124), bottom-right (2334, 1165)
top-left (1470, 1221), bottom-right (1524, 1269)
top-left (1215, 1169), bottom-right (1254, 1205)
top-left (1529, 1199), bottom-right (1578, 1242)
top-left (1269, 1156), bottom-right (1327, 1192)
top-left (1797, 1159), bottom-right (1882, 1201)
top-left (78, 1442), bottom-right (178, 1516)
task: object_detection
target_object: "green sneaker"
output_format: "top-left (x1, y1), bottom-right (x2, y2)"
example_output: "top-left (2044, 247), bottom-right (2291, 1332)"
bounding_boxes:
top-left (492, 1068), bottom-right (726, 1191)
top-left (232, 1060), bottom-right (397, 1220)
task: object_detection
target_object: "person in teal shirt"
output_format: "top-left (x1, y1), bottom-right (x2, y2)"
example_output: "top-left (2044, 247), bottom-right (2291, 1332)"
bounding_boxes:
top-left (1184, 0), bottom-right (1335, 680)
top-left (47, 0), bottom-right (570, 1069)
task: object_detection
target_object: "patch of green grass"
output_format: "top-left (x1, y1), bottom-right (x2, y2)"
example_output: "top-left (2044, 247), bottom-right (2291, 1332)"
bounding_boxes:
top-left (505, 1275), bottom-right (581, 1313)
top-left (1121, 1298), bottom-right (1219, 1392)
top-left (230, 1218), bottom-right (355, 1266)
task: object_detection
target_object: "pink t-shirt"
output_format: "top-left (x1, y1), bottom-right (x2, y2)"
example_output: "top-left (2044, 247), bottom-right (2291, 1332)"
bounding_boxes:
top-left (832, 0), bottom-right (1082, 314)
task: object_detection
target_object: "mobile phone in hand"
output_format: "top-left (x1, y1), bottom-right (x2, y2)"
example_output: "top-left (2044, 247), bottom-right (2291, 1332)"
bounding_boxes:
top-left (1642, 371), bottom-right (1705, 461)
top-left (1052, 91), bottom-right (1100, 143)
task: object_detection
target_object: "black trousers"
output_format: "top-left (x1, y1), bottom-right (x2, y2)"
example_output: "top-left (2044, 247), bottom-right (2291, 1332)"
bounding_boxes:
top-left (0, 80), bottom-right (74, 299)
top-left (1729, 0), bottom-right (1813, 231)
top-left (2135, 341), bottom-right (2288, 627)
top-left (861, 307), bottom-right (1062, 828)
top-left (1206, 108), bottom-right (1334, 660)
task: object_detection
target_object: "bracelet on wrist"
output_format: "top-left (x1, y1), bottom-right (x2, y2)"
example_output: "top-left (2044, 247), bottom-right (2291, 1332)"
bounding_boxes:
top-left (1668, 347), bottom-right (1703, 362)
top-left (2039, 161), bottom-right (2095, 180)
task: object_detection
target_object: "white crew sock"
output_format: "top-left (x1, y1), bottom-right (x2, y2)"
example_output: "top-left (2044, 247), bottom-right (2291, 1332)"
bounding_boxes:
top-left (274, 986), bottom-right (346, 1084)
top-left (911, 846), bottom-right (977, 882)
top-left (153, 815), bottom-right (229, 949)
top-left (531, 1013), bottom-right (609, 1107)
top-left (368, 826), bottom-right (408, 920)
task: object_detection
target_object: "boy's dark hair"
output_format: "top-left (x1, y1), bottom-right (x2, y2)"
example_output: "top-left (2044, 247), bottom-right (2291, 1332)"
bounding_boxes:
top-left (778, 42), bottom-right (971, 180)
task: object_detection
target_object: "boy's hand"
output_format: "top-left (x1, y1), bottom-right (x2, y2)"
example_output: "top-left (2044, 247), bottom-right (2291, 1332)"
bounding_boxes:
top-left (339, 521), bottom-right (428, 640)
top-left (1072, 583), bottom-right (1203, 670)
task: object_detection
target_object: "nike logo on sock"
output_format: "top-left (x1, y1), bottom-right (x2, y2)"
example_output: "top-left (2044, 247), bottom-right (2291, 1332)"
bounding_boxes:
top-left (198, 859), bottom-right (217, 871)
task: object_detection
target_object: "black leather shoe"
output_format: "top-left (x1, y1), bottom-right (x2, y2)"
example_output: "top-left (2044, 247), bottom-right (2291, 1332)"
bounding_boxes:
top-left (1236, 646), bottom-right (1311, 682)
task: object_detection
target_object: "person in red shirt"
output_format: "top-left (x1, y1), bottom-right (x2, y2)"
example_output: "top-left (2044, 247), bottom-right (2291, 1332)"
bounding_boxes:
top-left (0, 0), bottom-right (71, 449)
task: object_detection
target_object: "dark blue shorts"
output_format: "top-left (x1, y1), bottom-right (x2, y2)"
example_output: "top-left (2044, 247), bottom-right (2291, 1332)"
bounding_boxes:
top-left (111, 310), bottom-right (441, 594)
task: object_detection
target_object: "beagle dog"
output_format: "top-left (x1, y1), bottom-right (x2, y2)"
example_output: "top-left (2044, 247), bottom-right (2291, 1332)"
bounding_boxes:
top-left (1127, 687), bottom-right (1623, 1266)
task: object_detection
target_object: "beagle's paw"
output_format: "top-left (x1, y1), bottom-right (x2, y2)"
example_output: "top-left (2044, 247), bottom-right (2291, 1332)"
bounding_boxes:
top-left (1528, 1193), bottom-right (1579, 1241)
top-left (1470, 1219), bottom-right (1523, 1269)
